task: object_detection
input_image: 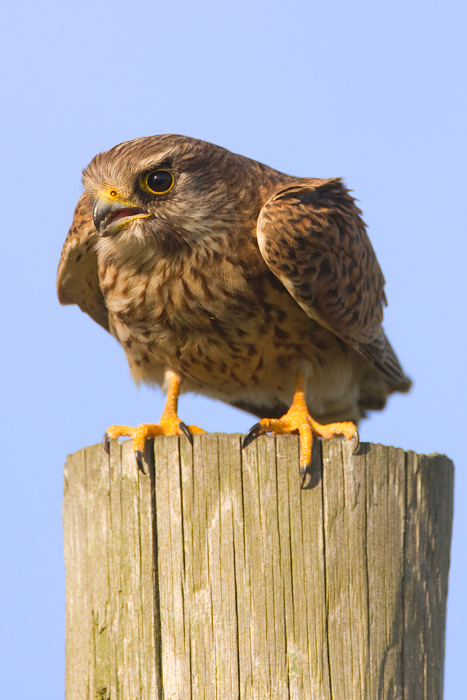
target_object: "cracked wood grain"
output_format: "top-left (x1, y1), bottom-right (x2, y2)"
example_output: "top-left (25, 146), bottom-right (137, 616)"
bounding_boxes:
top-left (63, 436), bottom-right (453, 699)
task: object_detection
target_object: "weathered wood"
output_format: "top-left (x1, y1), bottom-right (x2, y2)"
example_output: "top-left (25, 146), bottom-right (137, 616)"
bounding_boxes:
top-left (63, 435), bottom-right (454, 700)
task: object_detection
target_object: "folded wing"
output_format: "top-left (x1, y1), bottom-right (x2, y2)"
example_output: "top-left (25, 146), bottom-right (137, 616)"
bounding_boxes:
top-left (57, 190), bottom-right (109, 332)
top-left (256, 178), bottom-right (411, 391)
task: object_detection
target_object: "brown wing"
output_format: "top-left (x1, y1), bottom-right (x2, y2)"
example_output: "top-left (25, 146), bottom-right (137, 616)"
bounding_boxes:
top-left (257, 178), bottom-right (411, 391)
top-left (57, 190), bottom-right (109, 332)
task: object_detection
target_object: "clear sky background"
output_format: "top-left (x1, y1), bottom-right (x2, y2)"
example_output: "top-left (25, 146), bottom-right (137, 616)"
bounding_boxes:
top-left (1, 1), bottom-right (465, 697)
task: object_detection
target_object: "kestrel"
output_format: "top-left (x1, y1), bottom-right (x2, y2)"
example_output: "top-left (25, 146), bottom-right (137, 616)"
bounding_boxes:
top-left (57, 135), bottom-right (411, 478)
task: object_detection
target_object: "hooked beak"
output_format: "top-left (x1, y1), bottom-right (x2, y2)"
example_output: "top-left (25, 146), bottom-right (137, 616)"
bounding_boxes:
top-left (92, 193), bottom-right (152, 237)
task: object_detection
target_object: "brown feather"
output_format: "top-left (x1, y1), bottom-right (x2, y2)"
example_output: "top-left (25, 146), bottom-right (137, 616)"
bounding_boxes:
top-left (57, 134), bottom-right (411, 424)
top-left (57, 191), bottom-right (109, 332)
top-left (257, 179), bottom-right (411, 390)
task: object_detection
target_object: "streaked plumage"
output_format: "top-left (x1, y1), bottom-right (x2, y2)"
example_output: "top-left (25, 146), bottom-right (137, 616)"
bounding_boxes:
top-left (58, 134), bottom-right (411, 470)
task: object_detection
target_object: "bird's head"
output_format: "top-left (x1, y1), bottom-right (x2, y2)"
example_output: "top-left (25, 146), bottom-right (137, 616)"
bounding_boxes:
top-left (83, 134), bottom-right (262, 255)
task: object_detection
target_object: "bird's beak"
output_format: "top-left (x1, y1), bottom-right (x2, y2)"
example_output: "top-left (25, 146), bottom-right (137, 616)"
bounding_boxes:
top-left (92, 193), bottom-right (151, 237)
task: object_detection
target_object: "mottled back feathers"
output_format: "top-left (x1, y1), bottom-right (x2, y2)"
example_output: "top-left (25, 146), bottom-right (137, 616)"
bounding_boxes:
top-left (58, 134), bottom-right (411, 424)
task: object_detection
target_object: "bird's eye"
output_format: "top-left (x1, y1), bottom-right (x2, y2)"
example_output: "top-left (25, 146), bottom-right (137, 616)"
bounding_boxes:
top-left (145, 169), bottom-right (174, 194)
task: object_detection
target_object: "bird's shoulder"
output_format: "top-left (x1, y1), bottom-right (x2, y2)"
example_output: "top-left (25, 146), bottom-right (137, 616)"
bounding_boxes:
top-left (57, 190), bottom-right (109, 332)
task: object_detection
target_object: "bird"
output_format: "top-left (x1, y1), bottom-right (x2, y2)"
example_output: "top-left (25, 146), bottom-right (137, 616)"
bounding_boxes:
top-left (57, 134), bottom-right (411, 479)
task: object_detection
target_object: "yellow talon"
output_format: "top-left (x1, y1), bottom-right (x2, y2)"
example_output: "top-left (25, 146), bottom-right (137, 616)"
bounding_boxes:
top-left (103, 370), bottom-right (205, 472)
top-left (243, 372), bottom-right (358, 481)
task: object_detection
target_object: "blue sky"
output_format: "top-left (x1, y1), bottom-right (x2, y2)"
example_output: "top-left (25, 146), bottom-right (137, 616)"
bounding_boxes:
top-left (1, 1), bottom-right (466, 696)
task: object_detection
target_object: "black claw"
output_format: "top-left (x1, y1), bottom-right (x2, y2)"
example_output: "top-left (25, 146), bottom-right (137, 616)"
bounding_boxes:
top-left (300, 462), bottom-right (310, 488)
top-left (102, 432), bottom-right (110, 455)
top-left (179, 421), bottom-right (193, 445)
top-left (242, 422), bottom-right (262, 449)
top-left (352, 429), bottom-right (360, 455)
top-left (135, 450), bottom-right (146, 474)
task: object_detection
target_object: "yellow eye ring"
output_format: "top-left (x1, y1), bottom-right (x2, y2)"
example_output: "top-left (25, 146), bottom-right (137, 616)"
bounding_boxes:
top-left (143, 169), bottom-right (175, 195)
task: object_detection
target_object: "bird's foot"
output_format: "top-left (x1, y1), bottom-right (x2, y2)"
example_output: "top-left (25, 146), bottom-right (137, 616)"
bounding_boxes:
top-left (243, 407), bottom-right (358, 484)
top-left (103, 417), bottom-right (205, 473)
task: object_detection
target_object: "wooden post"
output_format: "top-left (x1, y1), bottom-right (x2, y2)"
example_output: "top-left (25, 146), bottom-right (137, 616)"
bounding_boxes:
top-left (63, 435), bottom-right (454, 700)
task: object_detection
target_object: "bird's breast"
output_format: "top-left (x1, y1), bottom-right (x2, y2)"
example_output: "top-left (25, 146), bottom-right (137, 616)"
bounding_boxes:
top-left (103, 254), bottom-right (291, 368)
top-left (98, 251), bottom-right (355, 409)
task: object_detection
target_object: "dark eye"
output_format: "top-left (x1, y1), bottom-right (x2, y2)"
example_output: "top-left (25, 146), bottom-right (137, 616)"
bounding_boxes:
top-left (145, 169), bottom-right (174, 194)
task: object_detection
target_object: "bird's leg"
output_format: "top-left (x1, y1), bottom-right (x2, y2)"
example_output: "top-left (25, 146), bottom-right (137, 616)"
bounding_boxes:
top-left (103, 370), bottom-right (205, 473)
top-left (243, 372), bottom-right (358, 481)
